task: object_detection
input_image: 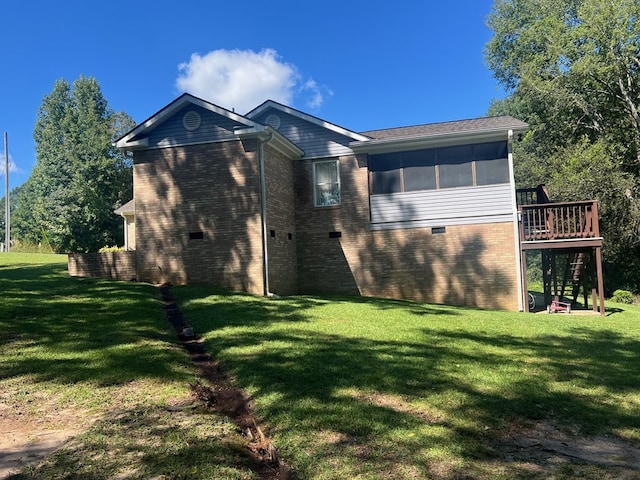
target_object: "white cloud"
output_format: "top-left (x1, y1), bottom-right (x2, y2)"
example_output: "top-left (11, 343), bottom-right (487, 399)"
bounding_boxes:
top-left (301, 79), bottom-right (333, 110)
top-left (176, 48), bottom-right (329, 113)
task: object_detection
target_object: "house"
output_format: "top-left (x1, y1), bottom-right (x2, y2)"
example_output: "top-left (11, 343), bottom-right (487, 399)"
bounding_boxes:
top-left (114, 199), bottom-right (135, 250)
top-left (73, 93), bottom-right (604, 312)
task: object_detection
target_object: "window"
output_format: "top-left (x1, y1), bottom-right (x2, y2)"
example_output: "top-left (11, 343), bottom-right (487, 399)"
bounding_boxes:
top-left (368, 141), bottom-right (509, 194)
top-left (476, 157), bottom-right (509, 185)
top-left (403, 150), bottom-right (436, 191)
top-left (438, 145), bottom-right (473, 188)
top-left (474, 142), bottom-right (510, 185)
top-left (314, 160), bottom-right (340, 206)
top-left (370, 153), bottom-right (401, 194)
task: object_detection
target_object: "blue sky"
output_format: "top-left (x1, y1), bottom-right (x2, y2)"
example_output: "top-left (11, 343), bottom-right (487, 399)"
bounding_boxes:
top-left (0, 0), bottom-right (504, 190)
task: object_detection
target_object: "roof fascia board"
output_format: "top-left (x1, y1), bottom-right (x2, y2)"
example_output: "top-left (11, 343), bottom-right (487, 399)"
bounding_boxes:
top-left (235, 125), bottom-right (304, 159)
top-left (247, 100), bottom-right (370, 142)
top-left (350, 127), bottom-right (526, 154)
top-left (115, 93), bottom-right (260, 150)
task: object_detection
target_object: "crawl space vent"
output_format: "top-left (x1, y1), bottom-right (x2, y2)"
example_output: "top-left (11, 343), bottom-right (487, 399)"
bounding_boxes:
top-left (183, 110), bottom-right (202, 131)
top-left (265, 114), bottom-right (281, 130)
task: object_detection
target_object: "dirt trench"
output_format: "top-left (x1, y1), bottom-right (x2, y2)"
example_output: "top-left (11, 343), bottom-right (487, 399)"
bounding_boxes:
top-left (159, 283), bottom-right (293, 480)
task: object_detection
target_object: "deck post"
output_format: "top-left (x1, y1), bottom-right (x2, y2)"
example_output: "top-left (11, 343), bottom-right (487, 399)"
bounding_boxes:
top-left (521, 249), bottom-right (529, 312)
top-left (595, 245), bottom-right (605, 315)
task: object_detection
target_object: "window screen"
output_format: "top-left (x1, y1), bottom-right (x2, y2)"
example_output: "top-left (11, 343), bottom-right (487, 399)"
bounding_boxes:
top-left (372, 170), bottom-right (402, 194)
top-left (438, 145), bottom-right (473, 188)
top-left (476, 158), bottom-right (510, 185)
top-left (370, 153), bottom-right (402, 194)
top-left (403, 150), bottom-right (436, 191)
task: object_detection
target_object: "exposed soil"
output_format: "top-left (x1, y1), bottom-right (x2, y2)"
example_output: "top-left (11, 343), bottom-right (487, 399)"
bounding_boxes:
top-left (159, 283), bottom-right (292, 480)
top-left (3, 286), bottom-right (640, 479)
top-left (0, 400), bottom-right (93, 478)
top-left (493, 418), bottom-right (640, 477)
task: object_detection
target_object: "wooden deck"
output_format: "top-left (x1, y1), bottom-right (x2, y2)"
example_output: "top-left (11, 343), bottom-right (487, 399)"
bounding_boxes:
top-left (516, 187), bottom-right (605, 315)
top-left (519, 200), bottom-right (603, 249)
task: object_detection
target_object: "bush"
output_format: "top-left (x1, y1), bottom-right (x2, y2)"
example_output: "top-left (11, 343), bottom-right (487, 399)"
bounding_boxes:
top-left (611, 289), bottom-right (634, 304)
top-left (98, 245), bottom-right (125, 253)
top-left (8, 241), bottom-right (55, 254)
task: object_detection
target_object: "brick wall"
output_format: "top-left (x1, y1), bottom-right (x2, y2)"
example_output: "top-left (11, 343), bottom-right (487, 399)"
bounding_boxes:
top-left (294, 155), bottom-right (519, 311)
top-left (264, 145), bottom-right (298, 295)
top-left (133, 141), bottom-right (264, 294)
top-left (68, 251), bottom-right (137, 281)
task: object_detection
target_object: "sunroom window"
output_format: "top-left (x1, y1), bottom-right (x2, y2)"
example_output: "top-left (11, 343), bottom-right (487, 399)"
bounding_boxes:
top-left (314, 160), bottom-right (340, 207)
top-left (368, 141), bottom-right (508, 194)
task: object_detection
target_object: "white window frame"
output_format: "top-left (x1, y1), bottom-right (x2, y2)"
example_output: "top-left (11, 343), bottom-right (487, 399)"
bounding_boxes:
top-left (313, 160), bottom-right (341, 207)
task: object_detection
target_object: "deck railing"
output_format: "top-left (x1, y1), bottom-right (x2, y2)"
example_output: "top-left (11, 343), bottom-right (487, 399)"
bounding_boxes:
top-left (519, 200), bottom-right (600, 242)
top-left (516, 185), bottom-right (551, 207)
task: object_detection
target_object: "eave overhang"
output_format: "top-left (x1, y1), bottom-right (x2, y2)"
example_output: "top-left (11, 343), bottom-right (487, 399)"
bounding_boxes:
top-left (350, 124), bottom-right (529, 155)
top-left (247, 100), bottom-right (370, 143)
top-left (114, 93), bottom-right (264, 152)
top-left (114, 199), bottom-right (135, 217)
top-left (235, 125), bottom-right (304, 159)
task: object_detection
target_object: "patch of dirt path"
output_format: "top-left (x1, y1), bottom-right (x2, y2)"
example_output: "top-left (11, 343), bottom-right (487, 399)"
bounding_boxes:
top-left (0, 403), bottom-right (88, 478)
top-left (495, 419), bottom-right (640, 475)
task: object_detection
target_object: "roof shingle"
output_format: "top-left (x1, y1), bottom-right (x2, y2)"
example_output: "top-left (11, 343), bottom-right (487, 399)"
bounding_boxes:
top-left (360, 116), bottom-right (528, 141)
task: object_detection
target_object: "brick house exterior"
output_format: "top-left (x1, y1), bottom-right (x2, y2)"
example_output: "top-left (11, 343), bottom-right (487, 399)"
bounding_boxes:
top-left (112, 93), bottom-right (528, 310)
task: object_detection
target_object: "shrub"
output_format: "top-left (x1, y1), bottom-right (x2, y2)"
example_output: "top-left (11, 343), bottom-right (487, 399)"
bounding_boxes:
top-left (611, 289), bottom-right (634, 304)
top-left (98, 245), bottom-right (125, 253)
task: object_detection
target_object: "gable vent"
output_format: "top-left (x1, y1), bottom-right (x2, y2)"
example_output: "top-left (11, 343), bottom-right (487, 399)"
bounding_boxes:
top-left (265, 114), bottom-right (281, 130)
top-left (183, 110), bottom-right (202, 131)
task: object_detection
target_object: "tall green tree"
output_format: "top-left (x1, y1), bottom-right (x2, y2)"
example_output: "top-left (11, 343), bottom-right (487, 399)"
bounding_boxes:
top-left (486, 0), bottom-right (640, 162)
top-left (485, 0), bottom-right (640, 291)
top-left (13, 76), bottom-right (135, 252)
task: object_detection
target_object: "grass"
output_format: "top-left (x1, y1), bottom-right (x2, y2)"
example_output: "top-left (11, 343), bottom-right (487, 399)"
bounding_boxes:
top-left (3, 253), bottom-right (640, 479)
top-left (0, 253), bottom-right (258, 479)
top-left (175, 285), bottom-right (640, 479)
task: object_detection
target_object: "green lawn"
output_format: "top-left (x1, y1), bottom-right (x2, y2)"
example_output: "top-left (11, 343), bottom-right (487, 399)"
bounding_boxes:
top-left (175, 285), bottom-right (640, 479)
top-left (3, 253), bottom-right (640, 479)
top-left (0, 253), bottom-right (257, 479)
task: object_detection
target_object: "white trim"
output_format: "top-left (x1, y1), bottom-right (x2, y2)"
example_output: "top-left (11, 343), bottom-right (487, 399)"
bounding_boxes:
top-left (235, 125), bottom-right (304, 159)
top-left (350, 129), bottom-right (521, 155)
top-left (370, 214), bottom-right (514, 231)
top-left (312, 159), bottom-right (341, 207)
top-left (247, 100), bottom-right (370, 142)
top-left (115, 93), bottom-right (260, 150)
top-left (508, 130), bottom-right (524, 311)
top-left (132, 137), bottom-right (241, 151)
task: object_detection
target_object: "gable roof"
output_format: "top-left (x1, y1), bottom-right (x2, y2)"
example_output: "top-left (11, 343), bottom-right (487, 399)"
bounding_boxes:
top-left (114, 199), bottom-right (135, 216)
top-left (246, 100), bottom-right (370, 143)
top-left (352, 115), bottom-right (529, 154)
top-left (114, 93), bottom-right (302, 158)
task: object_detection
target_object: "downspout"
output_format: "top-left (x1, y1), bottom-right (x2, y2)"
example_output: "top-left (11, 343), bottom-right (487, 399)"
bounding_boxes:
top-left (122, 215), bottom-right (129, 251)
top-left (258, 132), bottom-right (274, 297)
top-left (508, 130), bottom-right (524, 311)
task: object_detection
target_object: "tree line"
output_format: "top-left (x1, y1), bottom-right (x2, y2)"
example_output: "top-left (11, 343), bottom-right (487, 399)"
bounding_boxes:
top-left (4, 1), bottom-right (640, 294)
top-left (485, 0), bottom-right (640, 292)
top-left (6, 76), bottom-right (135, 253)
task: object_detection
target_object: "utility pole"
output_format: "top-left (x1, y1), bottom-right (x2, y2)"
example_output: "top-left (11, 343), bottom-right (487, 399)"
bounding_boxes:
top-left (4, 132), bottom-right (9, 252)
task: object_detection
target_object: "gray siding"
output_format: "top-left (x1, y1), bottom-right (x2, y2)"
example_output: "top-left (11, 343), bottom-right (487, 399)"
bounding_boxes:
top-left (370, 183), bottom-right (514, 230)
top-left (252, 109), bottom-right (355, 159)
top-left (146, 105), bottom-right (246, 148)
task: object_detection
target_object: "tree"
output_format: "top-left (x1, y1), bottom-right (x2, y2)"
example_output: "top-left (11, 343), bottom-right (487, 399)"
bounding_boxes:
top-left (13, 76), bottom-right (135, 252)
top-left (485, 0), bottom-right (640, 291)
top-left (486, 0), bottom-right (640, 163)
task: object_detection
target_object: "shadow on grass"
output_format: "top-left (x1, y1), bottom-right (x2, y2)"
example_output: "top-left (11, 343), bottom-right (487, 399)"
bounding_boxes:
top-left (0, 262), bottom-right (190, 386)
top-left (8, 407), bottom-right (255, 480)
top-left (177, 287), bottom-right (640, 478)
